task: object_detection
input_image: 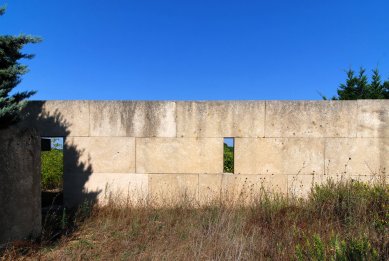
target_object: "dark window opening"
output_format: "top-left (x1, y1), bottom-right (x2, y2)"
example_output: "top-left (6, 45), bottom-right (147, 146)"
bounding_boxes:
top-left (223, 138), bottom-right (234, 173)
top-left (41, 137), bottom-right (64, 207)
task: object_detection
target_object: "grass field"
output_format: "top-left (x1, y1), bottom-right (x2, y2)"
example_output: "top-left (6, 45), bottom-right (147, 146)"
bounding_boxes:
top-left (1, 178), bottom-right (388, 260)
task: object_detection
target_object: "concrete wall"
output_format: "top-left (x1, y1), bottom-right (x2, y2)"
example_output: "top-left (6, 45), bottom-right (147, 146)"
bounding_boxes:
top-left (24, 100), bottom-right (388, 206)
top-left (0, 126), bottom-right (41, 244)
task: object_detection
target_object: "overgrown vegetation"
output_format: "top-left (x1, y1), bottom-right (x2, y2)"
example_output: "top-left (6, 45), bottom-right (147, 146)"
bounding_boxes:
top-left (41, 138), bottom-right (63, 190)
top-left (0, 7), bottom-right (40, 128)
top-left (2, 178), bottom-right (388, 260)
top-left (223, 142), bottom-right (234, 173)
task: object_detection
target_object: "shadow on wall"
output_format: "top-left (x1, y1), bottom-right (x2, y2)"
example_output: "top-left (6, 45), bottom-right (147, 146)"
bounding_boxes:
top-left (0, 125), bottom-right (41, 244)
top-left (23, 101), bottom-right (100, 208)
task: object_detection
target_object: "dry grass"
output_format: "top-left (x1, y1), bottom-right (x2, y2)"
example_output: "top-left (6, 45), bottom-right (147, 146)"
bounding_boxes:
top-left (1, 178), bottom-right (388, 260)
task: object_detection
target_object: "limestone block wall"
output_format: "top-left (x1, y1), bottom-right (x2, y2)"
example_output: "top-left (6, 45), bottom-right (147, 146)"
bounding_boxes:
top-left (24, 100), bottom-right (388, 206)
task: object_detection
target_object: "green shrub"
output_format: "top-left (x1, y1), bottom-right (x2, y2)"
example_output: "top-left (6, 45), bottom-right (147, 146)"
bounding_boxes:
top-left (223, 143), bottom-right (234, 173)
top-left (41, 140), bottom-right (63, 190)
top-left (296, 234), bottom-right (379, 261)
top-left (309, 179), bottom-right (388, 226)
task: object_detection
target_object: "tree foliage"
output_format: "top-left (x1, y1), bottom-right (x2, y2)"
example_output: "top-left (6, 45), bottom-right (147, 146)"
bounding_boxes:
top-left (41, 138), bottom-right (63, 190)
top-left (223, 143), bottom-right (234, 173)
top-left (324, 68), bottom-right (389, 100)
top-left (0, 7), bottom-right (40, 128)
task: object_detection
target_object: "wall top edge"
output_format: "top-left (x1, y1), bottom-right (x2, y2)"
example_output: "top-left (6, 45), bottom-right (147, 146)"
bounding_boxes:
top-left (28, 99), bottom-right (388, 103)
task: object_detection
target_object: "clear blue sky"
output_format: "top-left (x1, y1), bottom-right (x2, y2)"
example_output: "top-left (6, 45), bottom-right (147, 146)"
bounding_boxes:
top-left (2, 0), bottom-right (389, 100)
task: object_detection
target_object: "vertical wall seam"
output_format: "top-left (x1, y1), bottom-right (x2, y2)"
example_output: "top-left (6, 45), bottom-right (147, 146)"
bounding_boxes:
top-left (355, 100), bottom-right (359, 138)
top-left (323, 138), bottom-right (326, 176)
top-left (197, 173), bottom-right (200, 203)
top-left (88, 101), bottom-right (91, 137)
top-left (175, 101), bottom-right (178, 138)
top-left (286, 174), bottom-right (289, 198)
top-left (233, 138), bottom-right (235, 174)
top-left (134, 137), bottom-right (137, 173)
top-left (148, 172), bottom-right (152, 201)
top-left (220, 174), bottom-right (223, 202)
top-left (264, 101), bottom-right (267, 138)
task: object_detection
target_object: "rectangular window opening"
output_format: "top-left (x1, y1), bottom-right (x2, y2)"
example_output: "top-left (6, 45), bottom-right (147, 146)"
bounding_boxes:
top-left (41, 137), bottom-right (64, 207)
top-left (223, 138), bottom-right (234, 173)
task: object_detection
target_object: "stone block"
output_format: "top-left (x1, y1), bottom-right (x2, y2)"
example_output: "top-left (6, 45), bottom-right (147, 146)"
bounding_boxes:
top-left (322, 174), bottom-right (386, 184)
top-left (23, 100), bottom-right (90, 137)
top-left (64, 173), bottom-right (148, 207)
top-left (325, 138), bottom-right (388, 176)
top-left (287, 174), bottom-right (319, 198)
top-left (148, 174), bottom-right (199, 205)
top-left (199, 174), bottom-right (222, 204)
top-left (86, 173), bottom-right (148, 205)
top-left (64, 137), bottom-right (135, 173)
top-left (357, 100), bottom-right (389, 137)
top-left (176, 101), bottom-right (265, 137)
top-left (64, 170), bottom-right (94, 207)
top-left (235, 138), bottom-right (324, 175)
top-left (288, 172), bottom-right (388, 198)
top-left (265, 101), bottom-right (358, 137)
top-left (89, 101), bottom-right (176, 137)
top-left (221, 174), bottom-right (287, 204)
top-left (349, 175), bottom-right (388, 184)
top-left (136, 138), bottom-right (223, 174)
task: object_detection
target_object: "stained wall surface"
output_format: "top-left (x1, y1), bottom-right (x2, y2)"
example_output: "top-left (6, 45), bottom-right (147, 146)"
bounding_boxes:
top-left (24, 100), bottom-right (388, 206)
top-left (0, 126), bottom-right (41, 244)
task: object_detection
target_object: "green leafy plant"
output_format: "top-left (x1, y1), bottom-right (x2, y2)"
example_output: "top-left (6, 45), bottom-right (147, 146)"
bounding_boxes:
top-left (223, 143), bottom-right (234, 173)
top-left (41, 138), bottom-right (63, 190)
top-left (296, 234), bottom-right (379, 261)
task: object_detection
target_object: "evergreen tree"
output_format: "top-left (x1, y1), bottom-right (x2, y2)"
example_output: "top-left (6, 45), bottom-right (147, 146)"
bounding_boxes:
top-left (336, 69), bottom-right (359, 100)
top-left (368, 69), bottom-right (384, 99)
top-left (356, 68), bottom-right (369, 99)
top-left (0, 7), bottom-right (40, 128)
top-left (328, 67), bottom-right (389, 100)
top-left (383, 79), bottom-right (389, 99)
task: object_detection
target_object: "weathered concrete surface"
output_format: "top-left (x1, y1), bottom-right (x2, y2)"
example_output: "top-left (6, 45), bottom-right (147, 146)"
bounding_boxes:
top-left (287, 174), bottom-right (319, 197)
top-left (64, 171), bottom-right (99, 208)
top-left (325, 138), bottom-right (389, 176)
top-left (15, 99), bottom-right (388, 207)
top-left (265, 101), bottom-right (358, 137)
top-left (0, 127), bottom-right (41, 244)
top-left (201, 174), bottom-right (288, 204)
top-left (222, 174), bottom-right (287, 203)
top-left (286, 173), bottom-right (354, 198)
top-left (235, 138), bottom-right (325, 175)
top-left (357, 100), bottom-right (389, 137)
top-left (83, 173), bottom-right (148, 205)
top-left (287, 172), bottom-right (388, 198)
top-left (176, 101), bottom-right (265, 137)
top-left (89, 101), bottom-right (176, 137)
top-left (65, 137), bottom-right (135, 173)
top-left (199, 174), bottom-right (222, 204)
top-left (136, 138), bottom-right (223, 174)
top-left (347, 174), bottom-right (388, 184)
top-left (148, 174), bottom-right (199, 205)
top-left (23, 100), bottom-right (90, 137)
